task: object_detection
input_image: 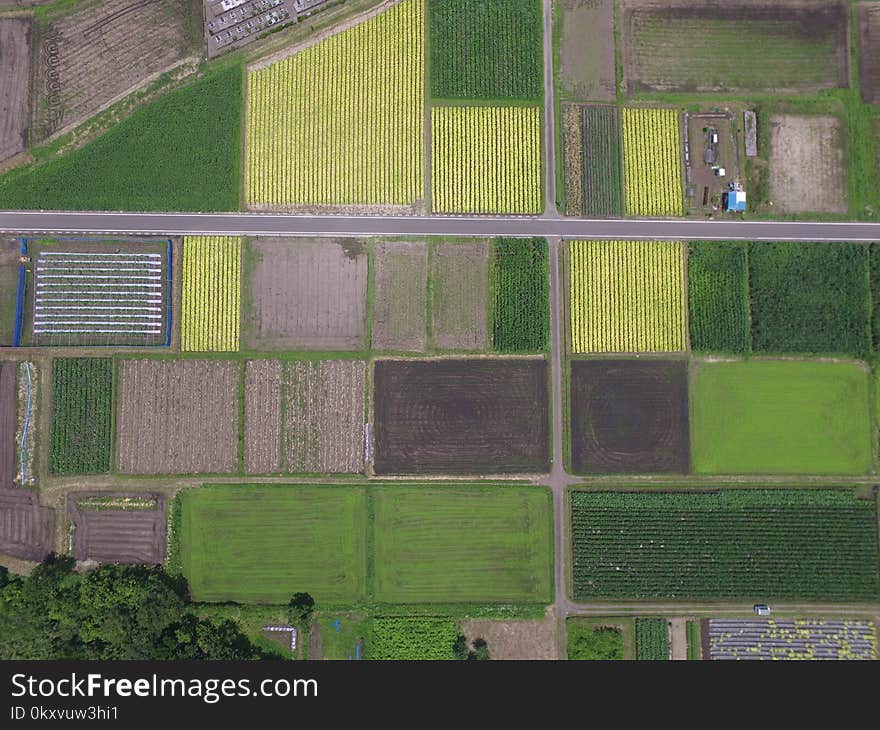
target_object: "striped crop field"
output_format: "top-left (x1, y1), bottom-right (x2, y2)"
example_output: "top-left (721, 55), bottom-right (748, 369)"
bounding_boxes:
top-left (245, 0), bottom-right (424, 208)
top-left (621, 108), bottom-right (683, 216)
top-left (569, 240), bottom-right (686, 353)
top-left (431, 106), bottom-right (542, 214)
top-left (181, 237), bottom-right (241, 352)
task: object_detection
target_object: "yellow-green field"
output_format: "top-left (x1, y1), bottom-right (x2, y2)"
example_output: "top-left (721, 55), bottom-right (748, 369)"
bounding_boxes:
top-left (621, 108), bottom-right (683, 216)
top-left (569, 240), bottom-right (686, 353)
top-left (245, 0), bottom-right (424, 207)
top-left (181, 236), bottom-right (241, 352)
top-left (431, 105), bottom-right (542, 214)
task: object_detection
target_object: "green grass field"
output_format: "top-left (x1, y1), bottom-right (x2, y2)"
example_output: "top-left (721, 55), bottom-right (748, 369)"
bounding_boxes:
top-left (178, 485), bottom-right (367, 604)
top-left (0, 63), bottom-right (242, 212)
top-left (691, 360), bottom-right (873, 475)
top-left (371, 486), bottom-right (553, 604)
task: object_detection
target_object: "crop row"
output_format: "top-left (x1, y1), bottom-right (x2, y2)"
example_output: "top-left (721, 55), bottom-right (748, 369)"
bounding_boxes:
top-left (370, 617), bottom-right (458, 660)
top-left (49, 358), bottom-right (112, 475)
top-left (181, 237), bottom-right (241, 352)
top-left (491, 238), bottom-right (549, 352)
top-left (431, 106), bottom-right (542, 214)
top-left (636, 618), bottom-right (669, 661)
top-left (621, 108), bottom-right (683, 216)
top-left (571, 490), bottom-right (880, 601)
top-left (245, 0), bottom-right (424, 207)
top-left (569, 240), bottom-right (685, 353)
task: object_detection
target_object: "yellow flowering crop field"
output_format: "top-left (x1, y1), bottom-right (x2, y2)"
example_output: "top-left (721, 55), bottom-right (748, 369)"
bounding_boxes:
top-left (181, 236), bottom-right (241, 352)
top-left (431, 105), bottom-right (542, 214)
top-left (245, 0), bottom-right (424, 207)
top-left (569, 240), bottom-right (686, 353)
top-left (621, 108), bottom-right (684, 216)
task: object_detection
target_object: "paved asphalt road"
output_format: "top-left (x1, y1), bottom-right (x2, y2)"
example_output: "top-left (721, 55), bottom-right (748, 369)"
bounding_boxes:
top-left (5, 210), bottom-right (880, 240)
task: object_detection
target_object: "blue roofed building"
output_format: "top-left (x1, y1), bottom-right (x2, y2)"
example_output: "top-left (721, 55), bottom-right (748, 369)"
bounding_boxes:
top-left (725, 188), bottom-right (747, 212)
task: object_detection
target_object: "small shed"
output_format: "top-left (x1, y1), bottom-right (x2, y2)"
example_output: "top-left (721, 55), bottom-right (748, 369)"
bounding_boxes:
top-left (703, 148), bottom-right (716, 165)
top-left (725, 189), bottom-right (747, 212)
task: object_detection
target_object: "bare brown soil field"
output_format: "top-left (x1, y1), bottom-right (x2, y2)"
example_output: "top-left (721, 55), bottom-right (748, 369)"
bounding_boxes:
top-left (570, 359), bottom-right (691, 474)
top-left (373, 358), bottom-right (549, 475)
top-left (116, 359), bottom-right (240, 474)
top-left (68, 493), bottom-right (166, 564)
top-left (858, 3), bottom-right (880, 103)
top-left (32, 0), bottom-right (197, 142)
top-left (244, 359), bottom-right (281, 474)
top-left (559, 0), bottom-right (616, 101)
top-left (0, 362), bottom-right (15, 488)
top-left (461, 608), bottom-right (559, 660)
top-left (281, 359), bottom-right (365, 474)
top-left (0, 487), bottom-right (53, 561)
top-left (372, 241), bottom-right (428, 352)
top-left (621, 0), bottom-right (849, 95)
top-left (768, 115), bottom-right (847, 214)
top-left (0, 19), bottom-right (29, 162)
top-left (431, 243), bottom-right (488, 351)
top-left (244, 238), bottom-right (368, 350)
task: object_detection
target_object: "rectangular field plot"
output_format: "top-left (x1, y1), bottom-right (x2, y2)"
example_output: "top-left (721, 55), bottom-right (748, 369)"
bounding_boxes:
top-left (428, 0), bottom-right (542, 101)
top-left (691, 360), bottom-right (873, 475)
top-left (69, 494), bottom-right (166, 565)
top-left (768, 115), bottom-right (847, 214)
top-left (372, 241), bottom-right (428, 352)
top-left (373, 359), bottom-right (549, 475)
top-left (569, 240), bottom-right (686, 353)
top-left (27, 240), bottom-right (170, 347)
top-left (558, 0), bottom-right (615, 101)
top-left (431, 242), bottom-right (488, 350)
top-left (243, 238), bottom-right (368, 350)
top-left (0, 19), bottom-right (29, 163)
top-left (281, 360), bottom-right (365, 474)
top-left (749, 242), bottom-right (870, 356)
top-left (0, 487), bottom-right (53, 561)
top-left (178, 485), bottom-right (367, 603)
top-left (491, 238), bottom-right (549, 353)
top-left (0, 238), bottom-right (20, 346)
top-left (431, 106), bottom-right (543, 214)
top-left (571, 490), bottom-right (880, 601)
top-left (708, 619), bottom-right (878, 661)
top-left (621, 0), bottom-right (848, 95)
top-left (181, 237), bottom-right (241, 352)
top-left (370, 617), bottom-right (458, 660)
top-left (372, 486), bottom-right (553, 604)
top-left (858, 3), bottom-right (880, 103)
top-left (245, 0), bottom-right (424, 208)
top-left (622, 108), bottom-right (683, 216)
top-left (31, 0), bottom-right (195, 142)
top-left (563, 105), bottom-right (623, 217)
top-left (687, 241), bottom-right (750, 353)
top-left (570, 359), bottom-right (690, 474)
top-left (116, 359), bottom-right (240, 475)
top-left (49, 358), bottom-right (112, 475)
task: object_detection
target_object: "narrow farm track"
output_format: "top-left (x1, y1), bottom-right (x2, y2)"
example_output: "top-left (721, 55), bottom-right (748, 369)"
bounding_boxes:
top-left (6, 211), bottom-right (880, 241)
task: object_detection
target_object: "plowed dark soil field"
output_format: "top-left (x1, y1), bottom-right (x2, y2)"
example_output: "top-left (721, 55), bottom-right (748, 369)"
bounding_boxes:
top-left (0, 487), bottom-right (53, 561)
top-left (69, 494), bottom-right (166, 564)
top-left (373, 358), bottom-right (549, 475)
top-left (570, 359), bottom-right (690, 474)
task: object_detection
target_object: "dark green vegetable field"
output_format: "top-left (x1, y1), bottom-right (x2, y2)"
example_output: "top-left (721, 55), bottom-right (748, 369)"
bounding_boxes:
top-left (0, 64), bottom-right (242, 212)
top-left (571, 490), bottom-right (880, 601)
top-left (49, 358), bottom-right (112, 475)
top-left (491, 237), bottom-right (549, 352)
top-left (687, 241), bottom-right (750, 353)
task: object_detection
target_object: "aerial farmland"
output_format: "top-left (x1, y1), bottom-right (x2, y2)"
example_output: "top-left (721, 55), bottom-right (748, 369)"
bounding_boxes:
top-left (1, 0), bottom-right (879, 677)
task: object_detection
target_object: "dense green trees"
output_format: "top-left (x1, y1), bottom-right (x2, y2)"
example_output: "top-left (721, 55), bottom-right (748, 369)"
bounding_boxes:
top-left (0, 557), bottom-right (263, 660)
